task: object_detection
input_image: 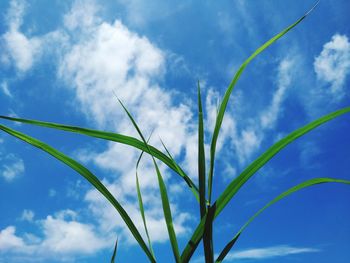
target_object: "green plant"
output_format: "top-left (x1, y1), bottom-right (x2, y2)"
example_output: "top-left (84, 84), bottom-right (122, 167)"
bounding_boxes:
top-left (1, 1), bottom-right (349, 262)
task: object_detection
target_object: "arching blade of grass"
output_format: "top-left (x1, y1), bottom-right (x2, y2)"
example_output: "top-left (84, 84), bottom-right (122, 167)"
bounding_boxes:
top-left (0, 115), bottom-right (199, 200)
top-left (160, 138), bottom-right (200, 203)
top-left (215, 178), bottom-right (350, 262)
top-left (207, 1), bottom-right (319, 203)
top-left (111, 237), bottom-right (118, 263)
top-left (0, 124), bottom-right (156, 263)
top-left (136, 134), bottom-right (156, 259)
top-left (118, 100), bottom-right (181, 263)
top-left (181, 106), bottom-right (350, 262)
top-left (214, 107), bottom-right (350, 217)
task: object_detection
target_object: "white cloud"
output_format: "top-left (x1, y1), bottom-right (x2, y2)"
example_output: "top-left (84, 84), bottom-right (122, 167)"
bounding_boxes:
top-left (260, 58), bottom-right (294, 129)
top-left (20, 210), bottom-right (35, 222)
top-left (192, 245), bottom-right (319, 263)
top-left (56, 0), bottom-right (195, 246)
top-left (1, 0), bottom-right (68, 73)
top-left (39, 210), bottom-right (109, 254)
top-left (4, 0), bottom-right (26, 31)
top-left (314, 34), bottom-right (350, 99)
top-left (116, 0), bottom-right (188, 28)
top-left (63, 0), bottom-right (101, 31)
top-left (0, 210), bottom-right (110, 258)
top-left (0, 226), bottom-right (26, 252)
top-left (1, 154), bottom-right (25, 181)
top-left (1, 0), bottom-right (42, 72)
top-left (2, 30), bottom-right (42, 72)
top-left (1, 81), bottom-right (12, 97)
top-left (231, 58), bottom-right (294, 165)
top-left (224, 245), bottom-right (319, 261)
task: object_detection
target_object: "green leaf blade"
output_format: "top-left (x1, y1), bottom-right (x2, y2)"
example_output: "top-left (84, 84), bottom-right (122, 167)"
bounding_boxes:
top-left (197, 82), bottom-right (213, 262)
top-left (198, 81), bottom-right (207, 218)
top-left (118, 100), bottom-right (181, 263)
top-left (214, 106), bottom-right (350, 218)
top-left (161, 139), bottom-right (200, 203)
top-left (215, 178), bottom-right (350, 262)
top-left (0, 124), bottom-right (156, 263)
top-left (0, 115), bottom-right (199, 200)
top-left (136, 136), bottom-right (156, 259)
top-left (181, 106), bottom-right (350, 262)
top-left (207, 0), bottom-right (319, 204)
top-left (111, 237), bottom-right (118, 263)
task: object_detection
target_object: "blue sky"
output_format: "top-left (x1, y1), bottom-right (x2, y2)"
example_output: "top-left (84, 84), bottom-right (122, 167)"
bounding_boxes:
top-left (0, 0), bottom-right (349, 262)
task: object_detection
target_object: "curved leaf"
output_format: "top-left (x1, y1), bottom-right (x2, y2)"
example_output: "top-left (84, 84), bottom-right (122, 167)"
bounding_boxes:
top-left (111, 237), bottom-right (118, 263)
top-left (207, 0), bottom-right (319, 203)
top-left (215, 178), bottom-right (350, 262)
top-left (136, 135), bottom-right (156, 258)
top-left (0, 115), bottom-right (199, 200)
top-left (181, 106), bottom-right (350, 262)
top-left (0, 124), bottom-right (156, 263)
top-left (214, 107), bottom-right (350, 218)
top-left (118, 100), bottom-right (181, 263)
top-left (160, 138), bottom-right (200, 203)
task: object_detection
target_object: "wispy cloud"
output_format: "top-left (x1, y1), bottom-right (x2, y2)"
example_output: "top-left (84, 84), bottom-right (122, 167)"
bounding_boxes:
top-left (19, 210), bottom-right (35, 222)
top-left (224, 245), bottom-right (320, 261)
top-left (1, 81), bottom-right (12, 97)
top-left (0, 154), bottom-right (25, 182)
top-left (193, 245), bottom-right (319, 262)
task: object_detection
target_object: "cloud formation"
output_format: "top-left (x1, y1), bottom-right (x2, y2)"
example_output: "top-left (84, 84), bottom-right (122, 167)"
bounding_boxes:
top-left (0, 210), bottom-right (109, 258)
top-left (0, 153), bottom-right (25, 181)
top-left (224, 245), bottom-right (319, 261)
top-left (314, 34), bottom-right (350, 99)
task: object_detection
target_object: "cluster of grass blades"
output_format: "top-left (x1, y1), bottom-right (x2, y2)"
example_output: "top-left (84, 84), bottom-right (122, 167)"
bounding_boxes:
top-left (1, 1), bottom-right (349, 262)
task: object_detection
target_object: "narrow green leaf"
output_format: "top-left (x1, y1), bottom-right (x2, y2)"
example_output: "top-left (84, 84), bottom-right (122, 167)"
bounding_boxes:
top-left (198, 81), bottom-right (207, 218)
top-left (214, 107), bottom-right (350, 218)
top-left (203, 204), bottom-right (215, 263)
top-left (198, 81), bottom-right (213, 262)
top-left (111, 237), bottom-right (118, 263)
top-left (0, 115), bottom-right (199, 200)
top-left (0, 124), bottom-right (156, 263)
top-left (207, 1), bottom-right (319, 203)
top-left (160, 138), bottom-right (200, 203)
top-left (181, 106), bottom-right (350, 262)
top-left (136, 134), bottom-right (156, 259)
top-left (118, 100), bottom-right (181, 263)
top-left (215, 178), bottom-right (350, 262)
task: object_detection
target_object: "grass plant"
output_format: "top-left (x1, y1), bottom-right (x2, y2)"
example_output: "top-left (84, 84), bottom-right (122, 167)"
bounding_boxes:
top-left (1, 1), bottom-right (349, 262)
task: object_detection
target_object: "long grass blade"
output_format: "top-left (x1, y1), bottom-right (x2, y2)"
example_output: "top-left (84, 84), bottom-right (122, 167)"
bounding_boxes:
top-left (215, 178), bottom-right (350, 262)
top-left (111, 237), bottom-right (118, 263)
top-left (160, 138), bottom-right (200, 203)
top-left (181, 106), bottom-right (350, 262)
top-left (214, 107), bottom-right (350, 218)
top-left (207, 1), bottom-right (319, 203)
top-left (136, 134), bottom-right (156, 258)
top-left (198, 81), bottom-right (207, 218)
top-left (198, 81), bottom-right (213, 262)
top-left (0, 115), bottom-right (199, 200)
top-left (0, 124), bottom-right (156, 263)
top-left (118, 100), bottom-right (181, 263)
